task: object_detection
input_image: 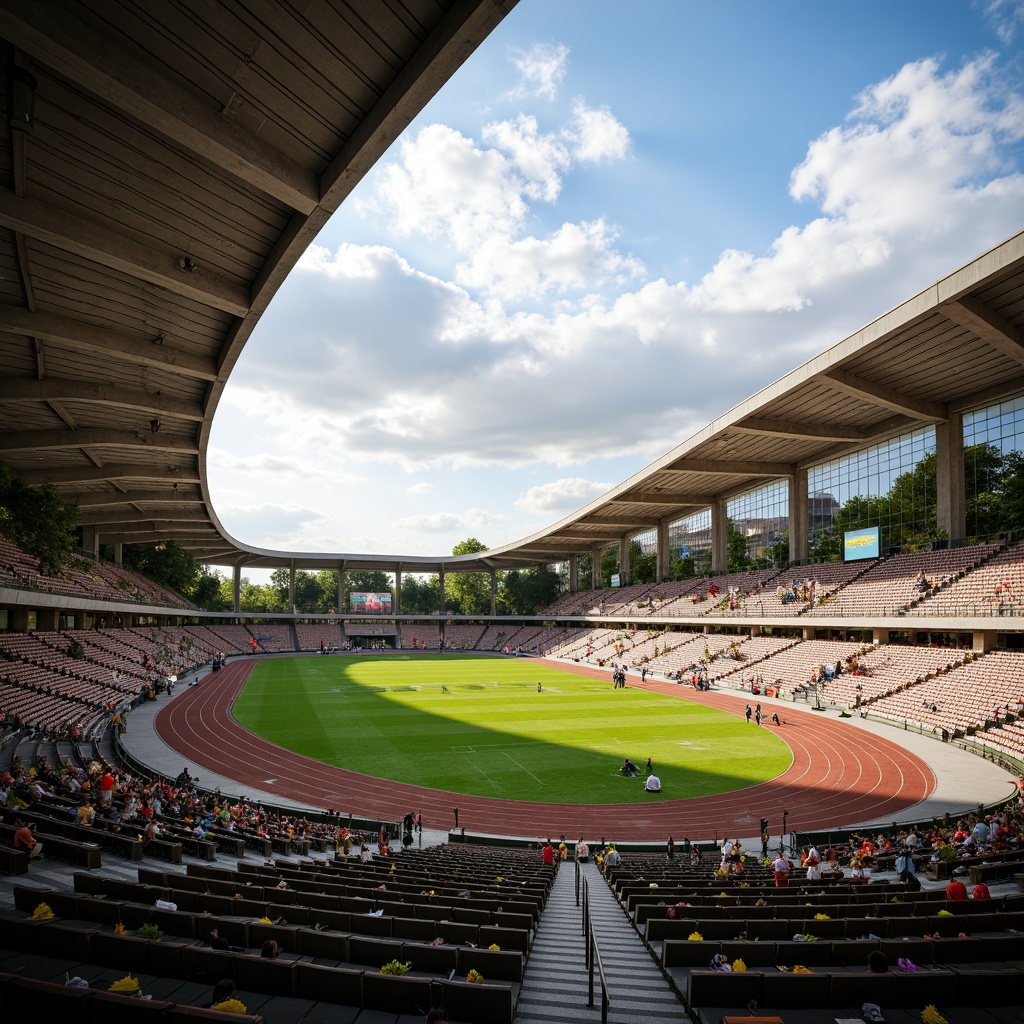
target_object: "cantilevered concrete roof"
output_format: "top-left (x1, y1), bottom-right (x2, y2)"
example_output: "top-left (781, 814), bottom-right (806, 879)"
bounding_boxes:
top-left (0, 2), bottom-right (1022, 578)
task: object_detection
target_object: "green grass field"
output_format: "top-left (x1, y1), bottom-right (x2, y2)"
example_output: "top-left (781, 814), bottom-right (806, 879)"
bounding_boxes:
top-left (232, 655), bottom-right (791, 804)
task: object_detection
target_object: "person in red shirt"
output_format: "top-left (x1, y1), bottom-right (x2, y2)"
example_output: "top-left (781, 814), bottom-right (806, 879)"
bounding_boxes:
top-left (100, 771), bottom-right (116, 805)
top-left (542, 840), bottom-right (554, 865)
top-left (945, 879), bottom-right (969, 900)
top-left (13, 820), bottom-right (42, 860)
top-left (972, 882), bottom-right (991, 900)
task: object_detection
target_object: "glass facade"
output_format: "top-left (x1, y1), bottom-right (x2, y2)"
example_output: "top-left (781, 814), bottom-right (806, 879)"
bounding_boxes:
top-left (668, 508), bottom-right (711, 574)
top-left (963, 395), bottom-right (1024, 538)
top-left (727, 479), bottom-right (789, 566)
top-left (806, 426), bottom-right (936, 558)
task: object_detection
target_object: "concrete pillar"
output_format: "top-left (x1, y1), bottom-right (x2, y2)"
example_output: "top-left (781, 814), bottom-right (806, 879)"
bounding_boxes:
top-left (874, 628), bottom-right (890, 644)
top-left (789, 469), bottom-right (808, 563)
top-left (568, 555), bottom-right (578, 593)
top-left (936, 412), bottom-right (965, 543)
top-left (750, 625), bottom-right (761, 638)
top-left (618, 536), bottom-right (630, 586)
top-left (657, 521), bottom-right (670, 581)
top-left (123, 613), bottom-right (134, 628)
top-left (11, 607), bottom-right (29, 631)
top-left (394, 568), bottom-right (402, 615)
top-left (338, 563), bottom-right (346, 613)
top-left (81, 525), bottom-right (98, 557)
top-left (232, 565), bottom-right (241, 614)
top-left (711, 497), bottom-right (728, 574)
top-left (592, 546), bottom-right (603, 589)
top-left (802, 626), bottom-right (814, 641)
top-left (40, 607), bottom-right (60, 631)
top-left (288, 561), bottom-right (296, 614)
top-left (439, 567), bottom-right (446, 613)
top-left (490, 570), bottom-right (497, 616)
top-left (973, 630), bottom-right (997, 653)
top-left (113, 542), bottom-right (123, 567)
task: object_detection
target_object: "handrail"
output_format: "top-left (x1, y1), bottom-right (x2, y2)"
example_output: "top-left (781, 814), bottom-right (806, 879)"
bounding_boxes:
top-left (581, 874), bottom-right (610, 1024)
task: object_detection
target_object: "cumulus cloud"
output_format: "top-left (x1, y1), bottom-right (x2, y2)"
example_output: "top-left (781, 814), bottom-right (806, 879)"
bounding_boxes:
top-left (394, 507), bottom-right (504, 533)
top-left (515, 477), bottom-right (612, 514)
top-left (407, 482), bottom-right (434, 494)
top-left (215, 49), bottom-right (1024, 555)
top-left (565, 99), bottom-right (631, 163)
top-left (374, 101), bottom-right (634, 303)
top-left (512, 42), bottom-right (569, 100)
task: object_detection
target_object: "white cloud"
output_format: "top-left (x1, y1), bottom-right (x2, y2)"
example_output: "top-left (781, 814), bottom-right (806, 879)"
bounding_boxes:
top-left (483, 114), bottom-right (570, 202)
top-left (407, 482), bottom-right (434, 495)
top-left (377, 124), bottom-right (528, 251)
top-left (456, 219), bottom-right (644, 300)
top-left (515, 477), bottom-right (612, 514)
top-left (394, 507), bottom-right (505, 533)
top-left (216, 502), bottom-right (330, 544)
top-left (215, 50), bottom-right (1024, 555)
top-left (565, 99), bottom-right (631, 163)
top-left (512, 42), bottom-right (569, 100)
top-left (978, 0), bottom-right (1024, 41)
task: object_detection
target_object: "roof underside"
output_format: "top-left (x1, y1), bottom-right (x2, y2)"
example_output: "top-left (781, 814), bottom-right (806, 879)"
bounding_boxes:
top-left (0, 2), bottom-right (1022, 576)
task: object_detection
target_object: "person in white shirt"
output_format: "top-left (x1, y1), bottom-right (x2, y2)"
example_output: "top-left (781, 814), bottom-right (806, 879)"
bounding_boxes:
top-left (645, 774), bottom-right (661, 792)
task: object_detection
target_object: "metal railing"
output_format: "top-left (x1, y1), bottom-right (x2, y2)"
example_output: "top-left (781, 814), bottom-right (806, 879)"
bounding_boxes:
top-left (581, 873), bottom-right (610, 1024)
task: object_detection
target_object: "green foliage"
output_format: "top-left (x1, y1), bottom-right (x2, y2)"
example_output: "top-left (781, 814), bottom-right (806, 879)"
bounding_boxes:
top-left (499, 564), bottom-right (561, 614)
top-left (0, 463), bottom-right (79, 574)
top-left (135, 923), bottom-right (163, 940)
top-left (446, 538), bottom-right (491, 614)
top-left (379, 959), bottom-right (411, 976)
top-left (727, 518), bottom-right (749, 572)
top-left (400, 574), bottom-right (440, 614)
top-left (121, 541), bottom-right (198, 595)
top-left (629, 539), bottom-right (658, 584)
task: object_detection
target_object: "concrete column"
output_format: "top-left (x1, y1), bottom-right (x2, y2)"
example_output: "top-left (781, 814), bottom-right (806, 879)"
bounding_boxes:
top-left (936, 412), bottom-right (965, 543)
top-left (750, 625), bottom-right (761, 638)
top-left (618, 536), bottom-right (630, 586)
top-left (232, 565), bottom-right (241, 614)
top-left (123, 613), bottom-right (134, 628)
top-left (490, 570), bottom-right (497, 616)
top-left (338, 563), bottom-right (346, 614)
top-left (711, 497), bottom-right (728, 574)
top-left (973, 629), bottom-right (997, 653)
top-left (568, 555), bottom-right (578, 593)
top-left (288, 561), bottom-right (296, 614)
top-left (657, 521), bottom-right (670, 581)
top-left (394, 568), bottom-right (402, 615)
top-left (802, 626), bottom-right (814, 641)
top-left (40, 607), bottom-right (60, 631)
top-left (592, 546), bottom-right (603, 589)
top-left (789, 469), bottom-right (808, 563)
top-left (81, 524), bottom-right (98, 557)
top-left (438, 567), bottom-right (446, 613)
top-left (113, 542), bottom-right (123, 567)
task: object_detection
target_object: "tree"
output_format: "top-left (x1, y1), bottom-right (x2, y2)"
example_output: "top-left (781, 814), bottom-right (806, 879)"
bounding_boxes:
top-left (121, 540), bottom-right (200, 596)
top-left (0, 463), bottom-right (79, 574)
top-left (628, 538), bottom-right (657, 584)
top-left (727, 518), bottom-right (749, 572)
top-left (499, 565), bottom-right (561, 614)
top-left (446, 538), bottom-right (492, 614)
top-left (400, 574), bottom-right (439, 614)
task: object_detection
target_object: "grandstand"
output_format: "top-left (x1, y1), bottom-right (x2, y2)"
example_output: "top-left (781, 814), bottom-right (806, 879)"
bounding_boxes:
top-left (0, 5), bottom-right (1023, 1022)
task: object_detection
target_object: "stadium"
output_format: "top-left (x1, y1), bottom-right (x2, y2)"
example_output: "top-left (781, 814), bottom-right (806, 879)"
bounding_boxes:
top-left (0, 3), bottom-right (1023, 1022)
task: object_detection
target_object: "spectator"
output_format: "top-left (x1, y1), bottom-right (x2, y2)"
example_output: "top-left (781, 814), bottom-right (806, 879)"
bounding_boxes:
top-left (13, 819), bottom-right (42, 860)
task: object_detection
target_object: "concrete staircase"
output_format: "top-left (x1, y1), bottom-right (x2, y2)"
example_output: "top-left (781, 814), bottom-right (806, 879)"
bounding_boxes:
top-left (515, 860), bottom-right (685, 1024)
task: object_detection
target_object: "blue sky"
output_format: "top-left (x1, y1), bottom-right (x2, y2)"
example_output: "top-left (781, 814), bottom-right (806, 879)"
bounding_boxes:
top-left (208, 0), bottom-right (1024, 572)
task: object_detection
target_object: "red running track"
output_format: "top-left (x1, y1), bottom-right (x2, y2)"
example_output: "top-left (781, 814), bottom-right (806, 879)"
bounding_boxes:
top-left (155, 657), bottom-right (934, 841)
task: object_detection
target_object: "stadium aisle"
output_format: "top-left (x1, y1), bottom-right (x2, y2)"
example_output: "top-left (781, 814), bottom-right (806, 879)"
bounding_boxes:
top-left (515, 861), bottom-right (685, 1024)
